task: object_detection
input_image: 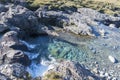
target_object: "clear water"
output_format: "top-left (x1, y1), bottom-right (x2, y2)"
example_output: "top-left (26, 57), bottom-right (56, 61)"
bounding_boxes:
top-left (25, 35), bottom-right (95, 77)
top-left (26, 31), bottom-right (120, 78)
top-left (26, 36), bottom-right (93, 64)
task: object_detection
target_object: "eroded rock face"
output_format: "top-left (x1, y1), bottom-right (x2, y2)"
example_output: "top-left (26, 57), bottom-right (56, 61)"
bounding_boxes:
top-left (36, 7), bottom-right (120, 36)
top-left (0, 31), bottom-right (28, 51)
top-left (1, 50), bottom-right (30, 66)
top-left (0, 31), bottom-right (31, 66)
top-left (0, 3), bottom-right (39, 35)
top-left (43, 61), bottom-right (101, 80)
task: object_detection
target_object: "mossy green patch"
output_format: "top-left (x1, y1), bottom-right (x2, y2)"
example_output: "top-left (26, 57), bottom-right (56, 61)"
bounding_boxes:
top-left (43, 71), bottom-right (62, 80)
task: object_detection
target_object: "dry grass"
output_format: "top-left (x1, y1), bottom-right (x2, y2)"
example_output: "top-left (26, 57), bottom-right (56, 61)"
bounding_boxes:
top-left (93, 0), bottom-right (120, 5)
top-left (27, 0), bottom-right (120, 15)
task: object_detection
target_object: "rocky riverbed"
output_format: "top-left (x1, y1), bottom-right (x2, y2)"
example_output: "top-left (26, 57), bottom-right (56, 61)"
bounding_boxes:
top-left (0, 1), bottom-right (120, 80)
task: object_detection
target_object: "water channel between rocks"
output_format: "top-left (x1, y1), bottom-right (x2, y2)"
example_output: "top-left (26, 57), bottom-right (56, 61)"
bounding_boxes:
top-left (1, 30), bottom-right (119, 78)
top-left (25, 32), bottom-right (120, 78)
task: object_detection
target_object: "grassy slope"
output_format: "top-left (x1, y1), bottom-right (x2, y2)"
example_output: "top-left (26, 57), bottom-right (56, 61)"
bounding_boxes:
top-left (27, 0), bottom-right (120, 15)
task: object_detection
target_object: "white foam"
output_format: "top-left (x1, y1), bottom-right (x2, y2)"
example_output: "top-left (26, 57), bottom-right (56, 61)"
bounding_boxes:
top-left (27, 62), bottom-right (48, 78)
top-left (20, 40), bottom-right (36, 50)
top-left (24, 52), bottom-right (39, 59)
top-left (27, 60), bottom-right (55, 78)
top-left (26, 52), bottom-right (56, 78)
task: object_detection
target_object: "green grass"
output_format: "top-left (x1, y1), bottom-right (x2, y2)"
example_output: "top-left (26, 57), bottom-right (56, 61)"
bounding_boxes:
top-left (26, 0), bottom-right (120, 15)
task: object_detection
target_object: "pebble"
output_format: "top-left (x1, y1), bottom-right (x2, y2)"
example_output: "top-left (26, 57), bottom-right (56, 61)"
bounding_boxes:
top-left (113, 46), bottom-right (118, 50)
top-left (89, 46), bottom-right (93, 50)
top-left (102, 68), bottom-right (106, 72)
top-left (94, 61), bottom-right (98, 64)
top-left (91, 49), bottom-right (96, 54)
top-left (99, 29), bottom-right (105, 37)
top-left (103, 43), bottom-right (107, 46)
top-left (108, 55), bottom-right (117, 63)
top-left (92, 68), bottom-right (98, 74)
top-left (109, 24), bottom-right (116, 28)
top-left (105, 73), bottom-right (109, 77)
top-left (99, 71), bottom-right (105, 77)
top-left (112, 77), bottom-right (117, 80)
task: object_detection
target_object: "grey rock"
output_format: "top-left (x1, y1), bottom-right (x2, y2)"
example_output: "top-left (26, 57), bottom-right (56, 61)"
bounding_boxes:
top-left (0, 31), bottom-right (31, 66)
top-left (0, 0), bottom-right (28, 7)
top-left (1, 50), bottom-right (31, 66)
top-left (44, 61), bottom-right (101, 80)
top-left (36, 8), bottom-right (120, 36)
top-left (0, 31), bottom-right (28, 51)
top-left (0, 24), bottom-right (9, 33)
top-left (0, 4), bottom-right (39, 35)
top-left (0, 63), bottom-right (27, 79)
top-left (0, 4), bottom-right (8, 12)
top-left (0, 73), bottom-right (11, 80)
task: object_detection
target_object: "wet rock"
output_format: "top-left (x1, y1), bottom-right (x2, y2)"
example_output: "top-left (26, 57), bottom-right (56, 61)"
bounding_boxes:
top-left (43, 61), bottom-right (101, 80)
top-left (0, 24), bottom-right (9, 33)
top-left (0, 63), bottom-right (28, 79)
top-left (0, 31), bottom-right (28, 51)
top-left (0, 4), bottom-right (8, 12)
top-left (0, 50), bottom-right (31, 66)
top-left (0, 31), bottom-right (31, 66)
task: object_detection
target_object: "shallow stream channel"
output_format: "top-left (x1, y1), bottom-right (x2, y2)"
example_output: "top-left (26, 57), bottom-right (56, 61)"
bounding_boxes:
top-left (24, 31), bottom-right (120, 78)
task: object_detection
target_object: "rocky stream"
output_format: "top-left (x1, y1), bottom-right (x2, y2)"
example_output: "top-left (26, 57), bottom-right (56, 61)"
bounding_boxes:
top-left (0, 1), bottom-right (120, 80)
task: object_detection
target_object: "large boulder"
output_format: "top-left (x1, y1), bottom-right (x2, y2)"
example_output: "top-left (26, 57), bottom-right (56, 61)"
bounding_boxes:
top-left (36, 7), bottom-right (120, 36)
top-left (0, 31), bottom-right (28, 51)
top-left (0, 4), bottom-right (39, 35)
top-left (0, 31), bottom-right (31, 66)
top-left (0, 50), bottom-right (31, 66)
